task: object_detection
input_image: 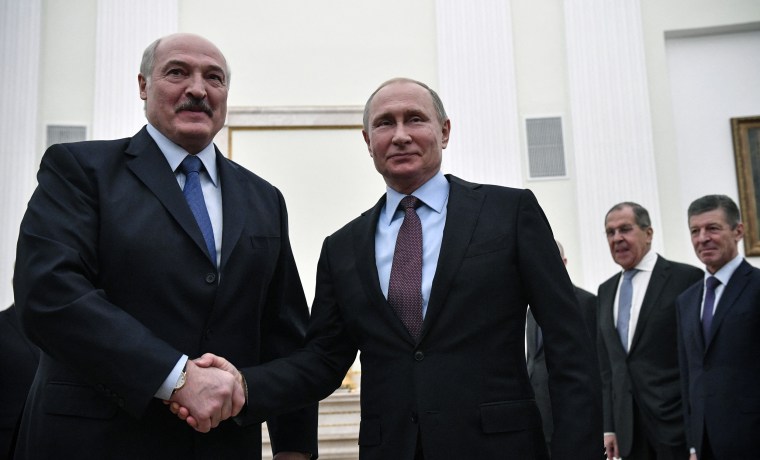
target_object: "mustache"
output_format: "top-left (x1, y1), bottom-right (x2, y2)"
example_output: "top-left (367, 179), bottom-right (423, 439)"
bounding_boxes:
top-left (175, 98), bottom-right (213, 117)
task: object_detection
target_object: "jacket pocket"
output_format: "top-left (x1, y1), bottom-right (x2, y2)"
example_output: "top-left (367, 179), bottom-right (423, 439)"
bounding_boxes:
top-left (43, 381), bottom-right (118, 419)
top-left (480, 399), bottom-right (542, 434)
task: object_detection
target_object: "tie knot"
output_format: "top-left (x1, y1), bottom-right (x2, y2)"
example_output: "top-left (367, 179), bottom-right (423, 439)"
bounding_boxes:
top-left (179, 155), bottom-right (203, 175)
top-left (623, 269), bottom-right (638, 281)
top-left (705, 276), bottom-right (721, 291)
top-left (400, 195), bottom-right (420, 210)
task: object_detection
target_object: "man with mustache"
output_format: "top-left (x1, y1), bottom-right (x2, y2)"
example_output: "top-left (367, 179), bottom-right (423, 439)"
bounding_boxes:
top-left (598, 202), bottom-right (702, 460)
top-left (13, 33), bottom-right (316, 459)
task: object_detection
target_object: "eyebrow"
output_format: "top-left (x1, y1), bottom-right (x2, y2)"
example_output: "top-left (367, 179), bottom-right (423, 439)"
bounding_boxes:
top-left (161, 59), bottom-right (226, 76)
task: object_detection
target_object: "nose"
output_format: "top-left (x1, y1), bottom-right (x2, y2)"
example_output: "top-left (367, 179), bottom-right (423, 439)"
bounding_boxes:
top-left (391, 123), bottom-right (411, 145)
top-left (185, 73), bottom-right (207, 99)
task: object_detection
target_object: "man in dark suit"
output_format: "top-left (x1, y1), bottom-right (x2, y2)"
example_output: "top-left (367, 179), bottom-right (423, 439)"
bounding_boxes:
top-left (0, 305), bottom-right (39, 459)
top-left (192, 77), bottom-right (602, 459)
top-left (676, 194), bottom-right (760, 460)
top-left (526, 240), bottom-right (598, 454)
top-left (598, 202), bottom-right (703, 460)
top-left (13, 33), bottom-right (315, 459)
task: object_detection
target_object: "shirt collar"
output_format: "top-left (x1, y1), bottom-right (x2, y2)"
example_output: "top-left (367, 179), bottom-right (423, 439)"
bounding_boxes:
top-left (381, 172), bottom-right (449, 226)
top-left (627, 248), bottom-right (658, 274)
top-left (146, 123), bottom-right (219, 187)
top-left (707, 253), bottom-right (743, 285)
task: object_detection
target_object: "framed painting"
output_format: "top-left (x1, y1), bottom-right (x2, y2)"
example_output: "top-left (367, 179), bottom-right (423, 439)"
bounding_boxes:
top-left (731, 116), bottom-right (760, 256)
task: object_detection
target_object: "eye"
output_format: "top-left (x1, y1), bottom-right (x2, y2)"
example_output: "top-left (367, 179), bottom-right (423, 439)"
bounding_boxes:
top-left (167, 68), bottom-right (184, 76)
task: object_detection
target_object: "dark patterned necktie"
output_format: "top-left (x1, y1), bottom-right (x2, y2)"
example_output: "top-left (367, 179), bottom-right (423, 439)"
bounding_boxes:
top-left (702, 276), bottom-right (721, 342)
top-left (179, 155), bottom-right (217, 265)
top-left (388, 196), bottom-right (423, 339)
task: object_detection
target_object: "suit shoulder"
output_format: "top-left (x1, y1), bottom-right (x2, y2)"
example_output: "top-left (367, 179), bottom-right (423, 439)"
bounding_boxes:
top-left (660, 257), bottom-right (704, 281)
top-left (574, 286), bottom-right (597, 303)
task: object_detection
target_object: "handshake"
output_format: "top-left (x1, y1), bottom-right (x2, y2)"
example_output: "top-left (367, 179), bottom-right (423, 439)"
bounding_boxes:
top-left (164, 353), bottom-right (245, 433)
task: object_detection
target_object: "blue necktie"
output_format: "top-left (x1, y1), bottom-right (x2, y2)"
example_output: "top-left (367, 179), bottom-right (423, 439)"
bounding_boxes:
top-left (616, 269), bottom-right (638, 352)
top-left (702, 276), bottom-right (721, 342)
top-left (179, 155), bottom-right (217, 265)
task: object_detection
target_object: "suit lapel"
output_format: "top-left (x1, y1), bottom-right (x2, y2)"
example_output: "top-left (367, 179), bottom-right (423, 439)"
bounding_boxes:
top-left (630, 256), bottom-right (669, 352)
top-left (352, 196), bottom-right (416, 344)
top-left (600, 275), bottom-right (624, 354)
top-left (125, 128), bottom-right (210, 261)
top-left (683, 285), bottom-right (706, 356)
top-left (705, 260), bottom-right (752, 349)
top-left (217, 152), bottom-right (246, 271)
top-left (422, 176), bottom-right (483, 340)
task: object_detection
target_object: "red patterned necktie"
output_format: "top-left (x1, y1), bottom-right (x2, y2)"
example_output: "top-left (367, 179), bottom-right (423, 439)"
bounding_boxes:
top-left (388, 196), bottom-right (423, 339)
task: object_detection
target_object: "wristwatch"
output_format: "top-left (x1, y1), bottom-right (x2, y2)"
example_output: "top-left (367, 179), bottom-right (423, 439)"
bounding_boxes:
top-left (172, 364), bottom-right (187, 394)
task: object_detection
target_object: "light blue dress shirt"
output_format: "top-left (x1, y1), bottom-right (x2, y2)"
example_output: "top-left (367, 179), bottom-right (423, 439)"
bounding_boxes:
top-left (146, 123), bottom-right (223, 399)
top-left (375, 172), bottom-right (449, 318)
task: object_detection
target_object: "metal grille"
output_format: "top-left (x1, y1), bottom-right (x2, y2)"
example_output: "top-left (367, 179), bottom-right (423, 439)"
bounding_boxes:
top-left (46, 125), bottom-right (87, 148)
top-left (526, 117), bottom-right (566, 178)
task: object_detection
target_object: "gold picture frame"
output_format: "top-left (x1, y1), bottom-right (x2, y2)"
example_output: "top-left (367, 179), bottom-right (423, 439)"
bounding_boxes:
top-left (731, 115), bottom-right (760, 256)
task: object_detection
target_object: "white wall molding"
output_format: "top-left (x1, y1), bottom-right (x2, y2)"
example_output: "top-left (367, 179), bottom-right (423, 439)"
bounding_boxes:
top-left (435, 0), bottom-right (522, 187)
top-left (92, 0), bottom-right (178, 140)
top-left (565, 0), bottom-right (662, 286)
top-left (0, 0), bottom-right (42, 308)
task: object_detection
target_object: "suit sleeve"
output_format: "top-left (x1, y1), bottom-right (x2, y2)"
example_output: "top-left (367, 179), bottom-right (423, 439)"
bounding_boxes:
top-left (242, 236), bottom-right (358, 423)
top-left (595, 291), bottom-right (616, 434)
top-left (13, 144), bottom-right (181, 418)
top-left (243, 188), bottom-right (319, 456)
top-left (515, 189), bottom-right (603, 459)
top-left (675, 294), bottom-right (693, 449)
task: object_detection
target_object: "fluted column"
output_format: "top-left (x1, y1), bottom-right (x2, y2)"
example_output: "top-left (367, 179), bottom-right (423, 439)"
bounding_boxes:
top-left (565, 0), bottom-right (662, 285)
top-left (92, 0), bottom-right (178, 140)
top-left (0, 0), bottom-right (41, 308)
top-left (435, 0), bottom-right (522, 187)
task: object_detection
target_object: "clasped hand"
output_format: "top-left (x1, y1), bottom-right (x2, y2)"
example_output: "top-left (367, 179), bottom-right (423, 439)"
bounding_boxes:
top-left (164, 353), bottom-right (245, 433)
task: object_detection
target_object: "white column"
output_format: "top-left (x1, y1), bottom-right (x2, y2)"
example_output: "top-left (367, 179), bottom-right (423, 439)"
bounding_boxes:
top-left (0, 0), bottom-right (41, 308)
top-left (435, 0), bottom-right (522, 187)
top-left (564, 0), bottom-right (662, 286)
top-left (92, 0), bottom-right (178, 140)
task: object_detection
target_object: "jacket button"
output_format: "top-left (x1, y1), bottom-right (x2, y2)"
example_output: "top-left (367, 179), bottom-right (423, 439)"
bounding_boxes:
top-left (204, 329), bottom-right (213, 340)
top-left (411, 412), bottom-right (418, 423)
top-left (205, 273), bottom-right (216, 284)
top-left (414, 351), bottom-right (424, 361)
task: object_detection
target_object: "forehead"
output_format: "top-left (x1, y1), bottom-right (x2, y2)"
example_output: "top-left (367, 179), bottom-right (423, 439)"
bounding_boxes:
top-left (605, 207), bottom-right (636, 227)
top-left (369, 82), bottom-right (435, 117)
top-left (154, 35), bottom-right (227, 73)
top-left (689, 208), bottom-right (728, 227)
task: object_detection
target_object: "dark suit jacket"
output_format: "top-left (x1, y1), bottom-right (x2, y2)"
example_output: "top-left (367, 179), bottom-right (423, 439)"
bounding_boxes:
top-left (247, 175), bottom-right (602, 460)
top-left (13, 127), bottom-right (316, 459)
top-left (597, 255), bottom-right (702, 457)
top-left (527, 286), bottom-right (597, 449)
top-left (0, 305), bottom-right (39, 459)
top-left (677, 259), bottom-right (760, 459)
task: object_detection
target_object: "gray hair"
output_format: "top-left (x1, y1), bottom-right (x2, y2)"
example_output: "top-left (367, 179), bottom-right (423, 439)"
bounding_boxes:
top-left (362, 77), bottom-right (447, 132)
top-left (605, 202), bottom-right (651, 229)
top-left (687, 194), bottom-right (741, 229)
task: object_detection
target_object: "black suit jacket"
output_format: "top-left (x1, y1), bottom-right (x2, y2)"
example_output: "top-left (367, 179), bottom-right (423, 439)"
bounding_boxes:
top-left (0, 305), bottom-right (39, 459)
top-left (527, 286), bottom-right (597, 449)
top-left (13, 128), bottom-right (316, 458)
top-left (247, 175), bottom-right (602, 460)
top-left (677, 259), bottom-right (760, 458)
top-left (597, 255), bottom-right (702, 457)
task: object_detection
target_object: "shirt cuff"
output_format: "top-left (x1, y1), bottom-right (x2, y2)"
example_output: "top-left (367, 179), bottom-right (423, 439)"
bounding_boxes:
top-left (154, 355), bottom-right (188, 400)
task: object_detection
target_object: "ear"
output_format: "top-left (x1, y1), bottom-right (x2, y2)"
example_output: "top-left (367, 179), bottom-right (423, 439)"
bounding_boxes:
top-left (138, 74), bottom-right (148, 101)
top-left (362, 130), bottom-right (373, 157)
top-left (735, 222), bottom-right (745, 241)
top-left (440, 119), bottom-right (451, 149)
top-left (645, 226), bottom-right (654, 242)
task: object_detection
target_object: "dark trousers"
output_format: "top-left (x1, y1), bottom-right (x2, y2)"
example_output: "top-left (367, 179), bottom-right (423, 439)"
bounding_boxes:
top-left (624, 401), bottom-right (688, 460)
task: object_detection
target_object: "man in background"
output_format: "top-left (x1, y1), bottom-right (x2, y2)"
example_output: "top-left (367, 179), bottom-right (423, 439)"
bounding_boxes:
top-left (677, 194), bottom-right (760, 460)
top-left (598, 202), bottom-right (702, 460)
top-left (13, 33), bottom-right (315, 459)
top-left (526, 239), bottom-right (597, 453)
